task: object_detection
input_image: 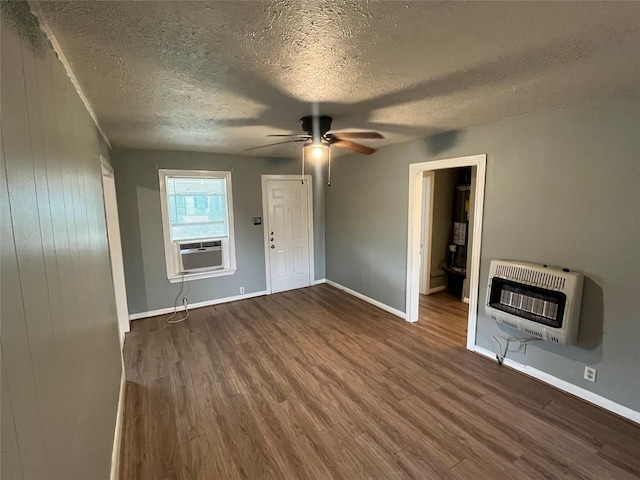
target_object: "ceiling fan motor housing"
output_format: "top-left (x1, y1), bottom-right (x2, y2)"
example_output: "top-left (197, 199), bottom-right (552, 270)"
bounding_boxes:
top-left (300, 115), bottom-right (333, 143)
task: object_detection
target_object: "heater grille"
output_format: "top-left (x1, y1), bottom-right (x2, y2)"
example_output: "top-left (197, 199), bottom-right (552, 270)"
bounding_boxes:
top-left (523, 328), bottom-right (544, 338)
top-left (495, 264), bottom-right (565, 291)
top-left (489, 277), bottom-right (566, 328)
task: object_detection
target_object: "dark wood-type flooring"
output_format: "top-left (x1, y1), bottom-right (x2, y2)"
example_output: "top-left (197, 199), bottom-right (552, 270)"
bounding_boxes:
top-left (121, 284), bottom-right (640, 479)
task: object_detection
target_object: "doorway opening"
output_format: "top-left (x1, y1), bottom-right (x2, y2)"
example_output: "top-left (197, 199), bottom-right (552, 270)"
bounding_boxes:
top-left (422, 167), bottom-right (474, 300)
top-left (406, 154), bottom-right (486, 351)
top-left (261, 175), bottom-right (315, 294)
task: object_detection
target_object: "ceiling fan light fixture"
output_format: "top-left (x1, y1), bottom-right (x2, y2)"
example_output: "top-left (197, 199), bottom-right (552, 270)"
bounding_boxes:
top-left (303, 143), bottom-right (329, 162)
top-left (311, 145), bottom-right (325, 159)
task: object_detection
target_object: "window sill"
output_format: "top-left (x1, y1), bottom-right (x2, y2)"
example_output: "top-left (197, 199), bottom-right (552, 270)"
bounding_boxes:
top-left (168, 268), bottom-right (237, 283)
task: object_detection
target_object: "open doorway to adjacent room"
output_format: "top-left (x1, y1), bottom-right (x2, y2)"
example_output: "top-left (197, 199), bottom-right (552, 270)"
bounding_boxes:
top-left (406, 155), bottom-right (486, 350)
top-left (417, 167), bottom-right (474, 345)
top-left (420, 167), bottom-right (473, 301)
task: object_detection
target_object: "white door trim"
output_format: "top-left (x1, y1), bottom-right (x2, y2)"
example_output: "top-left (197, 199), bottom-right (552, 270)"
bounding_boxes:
top-left (419, 172), bottom-right (435, 295)
top-left (405, 154), bottom-right (487, 351)
top-left (261, 175), bottom-right (314, 294)
top-left (101, 156), bottom-right (130, 349)
top-left (101, 159), bottom-right (114, 176)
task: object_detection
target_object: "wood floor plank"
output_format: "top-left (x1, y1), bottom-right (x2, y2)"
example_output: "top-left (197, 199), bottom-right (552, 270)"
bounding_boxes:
top-left (512, 451), bottom-right (588, 480)
top-left (313, 364), bottom-right (417, 453)
top-left (275, 399), bottom-right (347, 480)
top-left (207, 383), bottom-right (282, 479)
top-left (598, 444), bottom-right (640, 477)
top-left (449, 456), bottom-right (525, 480)
top-left (410, 387), bottom-right (526, 463)
top-left (394, 442), bottom-right (455, 480)
top-left (542, 398), bottom-right (640, 457)
top-left (317, 423), bottom-right (402, 479)
top-left (120, 286), bottom-right (640, 479)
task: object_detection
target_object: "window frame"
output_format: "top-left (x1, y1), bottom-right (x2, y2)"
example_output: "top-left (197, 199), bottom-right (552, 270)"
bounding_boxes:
top-left (158, 169), bottom-right (237, 283)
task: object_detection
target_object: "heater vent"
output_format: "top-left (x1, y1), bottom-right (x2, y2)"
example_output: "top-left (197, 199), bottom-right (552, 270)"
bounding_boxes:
top-left (524, 328), bottom-right (544, 338)
top-left (495, 264), bottom-right (565, 291)
top-left (502, 320), bottom-right (519, 330)
top-left (486, 260), bottom-right (583, 345)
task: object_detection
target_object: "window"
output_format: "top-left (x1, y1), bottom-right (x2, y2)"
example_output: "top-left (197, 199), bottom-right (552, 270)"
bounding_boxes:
top-left (166, 176), bottom-right (228, 241)
top-left (159, 169), bottom-right (236, 282)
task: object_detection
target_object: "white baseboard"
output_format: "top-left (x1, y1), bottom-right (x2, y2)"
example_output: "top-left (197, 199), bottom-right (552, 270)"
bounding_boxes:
top-left (429, 285), bottom-right (447, 294)
top-left (110, 371), bottom-right (126, 480)
top-left (313, 278), bottom-right (327, 285)
top-left (325, 279), bottom-right (406, 320)
top-left (463, 297), bottom-right (470, 304)
top-left (128, 290), bottom-right (267, 321)
top-left (473, 346), bottom-right (640, 425)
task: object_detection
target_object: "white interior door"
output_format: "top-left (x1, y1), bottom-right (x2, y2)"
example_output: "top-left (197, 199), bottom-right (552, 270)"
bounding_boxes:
top-left (265, 179), bottom-right (311, 293)
top-left (101, 164), bottom-right (130, 348)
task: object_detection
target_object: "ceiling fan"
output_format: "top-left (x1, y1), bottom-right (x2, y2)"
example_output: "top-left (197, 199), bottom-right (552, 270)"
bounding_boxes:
top-left (246, 115), bottom-right (384, 185)
top-left (247, 115), bottom-right (384, 154)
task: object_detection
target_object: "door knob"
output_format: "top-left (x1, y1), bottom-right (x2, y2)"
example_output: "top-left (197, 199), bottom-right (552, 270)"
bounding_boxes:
top-left (271, 245), bottom-right (275, 249)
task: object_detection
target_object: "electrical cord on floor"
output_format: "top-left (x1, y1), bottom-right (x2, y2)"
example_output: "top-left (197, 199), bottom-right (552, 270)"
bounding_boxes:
top-left (492, 334), bottom-right (540, 365)
top-left (167, 272), bottom-right (191, 324)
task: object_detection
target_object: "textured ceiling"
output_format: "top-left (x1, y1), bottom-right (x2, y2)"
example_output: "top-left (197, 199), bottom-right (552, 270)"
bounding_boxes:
top-left (30, 1), bottom-right (640, 158)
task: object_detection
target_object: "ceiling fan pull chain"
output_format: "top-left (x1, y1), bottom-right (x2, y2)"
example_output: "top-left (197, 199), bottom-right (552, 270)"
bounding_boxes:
top-left (327, 148), bottom-right (332, 187)
top-left (301, 149), bottom-right (305, 184)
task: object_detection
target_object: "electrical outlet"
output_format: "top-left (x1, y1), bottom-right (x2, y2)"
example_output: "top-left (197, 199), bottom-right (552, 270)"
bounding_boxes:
top-left (239, 287), bottom-right (245, 294)
top-left (584, 366), bottom-right (597, 383)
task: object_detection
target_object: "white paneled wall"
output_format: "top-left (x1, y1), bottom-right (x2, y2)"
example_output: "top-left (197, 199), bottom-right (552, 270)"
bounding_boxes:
top-left (1, 7), bottom-right (122, 480)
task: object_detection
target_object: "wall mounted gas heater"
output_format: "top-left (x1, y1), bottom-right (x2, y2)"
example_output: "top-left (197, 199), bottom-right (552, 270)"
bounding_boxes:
top-left (486, 260), bottom-right (584, 345)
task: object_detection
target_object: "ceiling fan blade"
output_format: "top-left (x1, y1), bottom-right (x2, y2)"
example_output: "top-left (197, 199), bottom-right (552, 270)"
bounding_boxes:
top-left (332, 139), bottom-right (377, 155)
top-left (330, 131), bottom-right (384, 139)
top-left (267, 134), bottom-right (311, 138)
top-left (245, 138), bottom-right (308, 151)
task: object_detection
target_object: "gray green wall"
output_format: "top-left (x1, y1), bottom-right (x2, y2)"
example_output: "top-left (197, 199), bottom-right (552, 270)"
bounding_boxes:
top-left (112, 149), bottom-right (326, 315)
top-left (325, 93), bottom-right (640, 411)
top-left (1, 5), bottom-right (122, 479)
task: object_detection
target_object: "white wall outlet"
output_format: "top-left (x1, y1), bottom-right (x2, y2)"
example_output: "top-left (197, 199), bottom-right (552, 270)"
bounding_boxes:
top-left (584, 366), bottom-right (597, 383)
top-left (239, 286), bottom-right (245, 294)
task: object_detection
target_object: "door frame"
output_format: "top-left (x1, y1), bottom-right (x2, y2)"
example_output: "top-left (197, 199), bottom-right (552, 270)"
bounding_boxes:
top-left (100, 157), bottom-right (130, 349)
top-left (419, 171), bottom-right (435, 295)
top-left (261, 175), bottom-right (314, 294)
top-left (405, 154), bottom-right (486, 351)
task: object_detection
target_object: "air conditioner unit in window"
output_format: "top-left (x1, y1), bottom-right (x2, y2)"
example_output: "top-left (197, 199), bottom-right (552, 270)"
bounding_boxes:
top-left (485, 260), bottom-right (583, 345)
top-left (178, 240), bottom-right (223, 273)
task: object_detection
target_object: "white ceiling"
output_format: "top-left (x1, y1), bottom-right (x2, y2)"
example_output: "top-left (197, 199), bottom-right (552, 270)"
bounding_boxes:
top-left (31, 1), bottom-right (640, 158)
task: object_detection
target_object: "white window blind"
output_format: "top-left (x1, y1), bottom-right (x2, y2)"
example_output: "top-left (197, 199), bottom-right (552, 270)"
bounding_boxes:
top-left (165, 176), bottom-right (229, 241)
